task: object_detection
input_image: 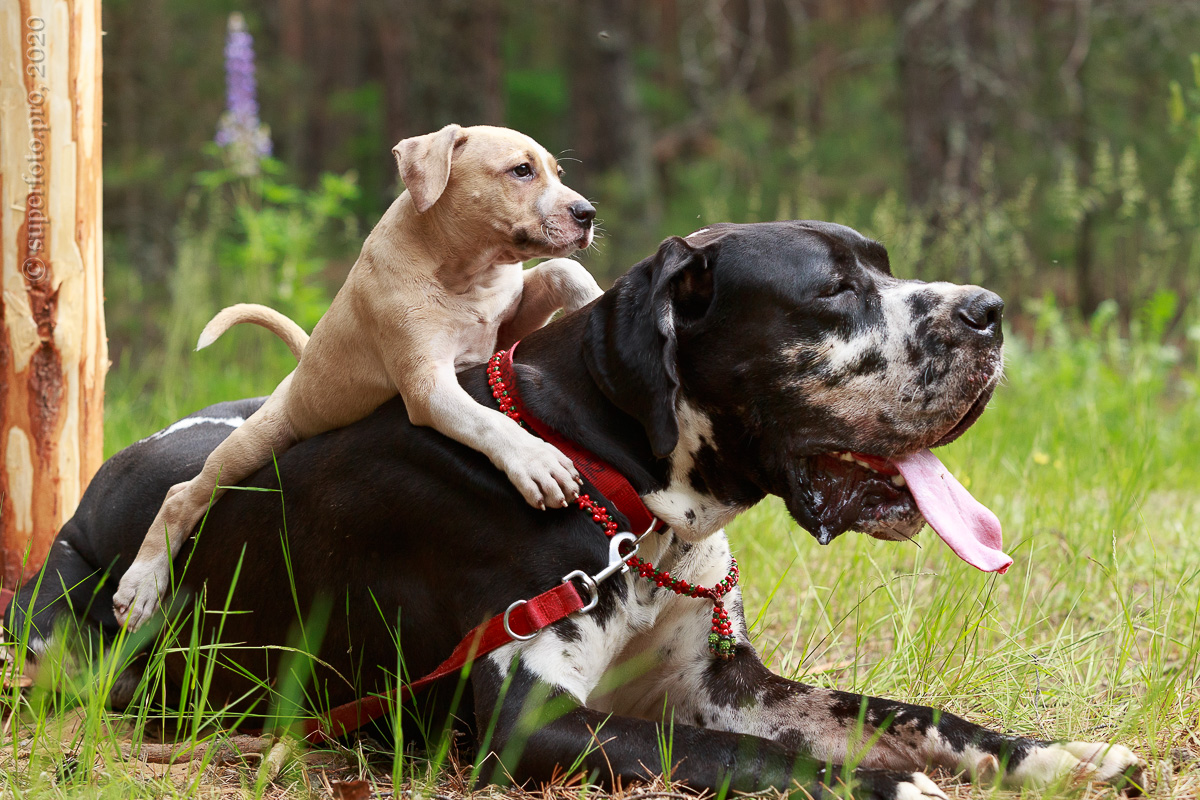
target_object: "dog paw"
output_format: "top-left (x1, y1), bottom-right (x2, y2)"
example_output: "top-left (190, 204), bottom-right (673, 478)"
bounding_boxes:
top-left (1007, 741), bottom-right (1144, 792)
top-left (956, 751), bottom-right (999, 782)
top-left (844, 769), bottom-right (948, 800)
top-left (112, 560), bottom-right (168, 632)
top-left (541, 258), bottom-right (603, 313)
top-left (503, 437), bottom-right (581, 510)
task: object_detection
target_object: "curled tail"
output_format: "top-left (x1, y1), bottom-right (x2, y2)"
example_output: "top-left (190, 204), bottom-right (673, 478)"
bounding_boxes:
top-left (196, 303), bottom-right (309, 361)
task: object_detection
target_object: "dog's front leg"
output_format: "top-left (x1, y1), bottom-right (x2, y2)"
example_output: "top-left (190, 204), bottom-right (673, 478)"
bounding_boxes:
top-left (399, 361), bottom-right (581, 509)
top-left (615, 590), bottom-right (1143, 791)
top-left (471, 650), bottom-right (945, 798)
top-left (497, 259), bottom-right (603, 348)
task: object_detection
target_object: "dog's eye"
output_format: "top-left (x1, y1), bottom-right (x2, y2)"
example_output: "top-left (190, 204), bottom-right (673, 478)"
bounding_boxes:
top-left (822, 280), bottom-right (856, 299)
top-left (511, 163), bottom-right (533, 179)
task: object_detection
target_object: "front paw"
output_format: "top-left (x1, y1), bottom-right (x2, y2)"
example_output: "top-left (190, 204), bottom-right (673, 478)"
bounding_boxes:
top-left (112, 559), bottom-right (169, 632)
top-left (1007, 741), bottom-right (1144, 792)
top-left (502, 437), bottom-right (581, 510)
top-left (833, 769), bottom-right (948, 800)
top-left (542, 258), bottom-right (603, 313)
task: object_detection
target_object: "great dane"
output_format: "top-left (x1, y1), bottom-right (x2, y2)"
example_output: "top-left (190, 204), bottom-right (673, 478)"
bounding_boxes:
top-left (6, 222), bottom-right (1142, 798)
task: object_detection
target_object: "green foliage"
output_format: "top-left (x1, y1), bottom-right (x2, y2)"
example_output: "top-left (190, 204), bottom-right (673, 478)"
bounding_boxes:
top-left (186, 150), bottom-right (359, 331)
top-left (104, 156), bottom-right (361, 451)
top-left (1168, 53), bottom-right (1200, 157)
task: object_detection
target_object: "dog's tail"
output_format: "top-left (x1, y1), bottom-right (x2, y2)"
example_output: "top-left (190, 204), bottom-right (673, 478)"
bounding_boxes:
top-left (197, 303), bottom-right (309, 361)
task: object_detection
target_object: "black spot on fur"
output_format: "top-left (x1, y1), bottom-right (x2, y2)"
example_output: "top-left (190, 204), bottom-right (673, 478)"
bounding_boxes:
top-left (846, 348), bottom-right (887, 377)
top-left (685, 509), bottom-right (697, 524)
top-left (703, 644), bottom-right (765, 709)
top-left (907, 290), bottom-right (939, 321)
top-left (555, 618), bottom-right (582, 643)
top-left (905, 338), bottom-right (924, 366)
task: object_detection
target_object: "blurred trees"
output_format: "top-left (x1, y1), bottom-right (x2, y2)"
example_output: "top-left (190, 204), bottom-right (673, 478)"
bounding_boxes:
top-left (101, 0), bottom-right (1200, 363)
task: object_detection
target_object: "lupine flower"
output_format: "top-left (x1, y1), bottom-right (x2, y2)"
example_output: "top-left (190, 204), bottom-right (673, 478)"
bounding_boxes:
top-left (215, 12), bottom-right (271, 176)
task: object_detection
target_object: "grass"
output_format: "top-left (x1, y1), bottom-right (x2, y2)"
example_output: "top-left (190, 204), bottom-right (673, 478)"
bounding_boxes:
top-left (3, 305), bottom-right (1199, 799)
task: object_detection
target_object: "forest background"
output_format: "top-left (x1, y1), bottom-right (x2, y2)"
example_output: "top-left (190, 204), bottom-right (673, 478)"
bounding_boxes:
top-left (101, 0), bottom-right (1200, 422)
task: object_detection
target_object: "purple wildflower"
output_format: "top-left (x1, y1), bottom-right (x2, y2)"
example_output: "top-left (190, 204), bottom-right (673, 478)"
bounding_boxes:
top-left (215, 12), bottom-right (271, 176)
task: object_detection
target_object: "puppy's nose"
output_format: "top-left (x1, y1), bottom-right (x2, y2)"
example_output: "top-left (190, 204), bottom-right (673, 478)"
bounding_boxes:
top-left (956, 289), bottom-right (1004, 335)
top-left (569, 200), bottom-right (596, 227)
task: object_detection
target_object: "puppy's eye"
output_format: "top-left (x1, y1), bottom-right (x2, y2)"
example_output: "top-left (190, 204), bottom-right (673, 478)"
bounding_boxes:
top-left (511, 163), bottom-right (533, 179)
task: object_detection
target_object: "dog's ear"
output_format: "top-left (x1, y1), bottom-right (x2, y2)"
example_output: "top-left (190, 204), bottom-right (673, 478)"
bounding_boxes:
top-left (393, 124), bottom-right (466, 213)
top-left (584, 234), bottom-right (724, 459)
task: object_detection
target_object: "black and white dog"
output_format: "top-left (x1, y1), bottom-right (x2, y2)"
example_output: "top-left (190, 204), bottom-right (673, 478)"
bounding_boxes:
top-left (6, 222), bottom-right (1141, 798)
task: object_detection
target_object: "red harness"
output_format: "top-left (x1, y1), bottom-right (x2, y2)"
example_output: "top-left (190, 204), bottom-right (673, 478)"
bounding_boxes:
top-left (299, 342), bottom-right (662, 743)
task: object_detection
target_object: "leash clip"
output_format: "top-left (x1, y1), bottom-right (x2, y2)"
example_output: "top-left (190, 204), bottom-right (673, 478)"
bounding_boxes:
top-left (561, 533), bottom-right (631, 613)
top-left (510, 519), bottom-right (663, 639)
top-left (562, 522), bottom-right (655, 615)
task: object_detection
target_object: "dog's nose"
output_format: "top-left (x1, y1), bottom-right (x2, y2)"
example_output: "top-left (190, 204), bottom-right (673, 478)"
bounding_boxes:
top-left (956, 289), bottom-right (1004, 334)
top-left (569, 200), bottom-right (596, 227)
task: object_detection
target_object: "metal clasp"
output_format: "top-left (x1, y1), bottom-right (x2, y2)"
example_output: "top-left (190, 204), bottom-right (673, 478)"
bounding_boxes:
top-left (561, 517), bottom-right (659, 614)
top-left (561, 532), bottom-right (635, 613)
top-left (506, 517), bottom-right (662, 640)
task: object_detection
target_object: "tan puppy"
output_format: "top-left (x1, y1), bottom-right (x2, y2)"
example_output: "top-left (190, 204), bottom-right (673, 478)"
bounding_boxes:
top-left (113, 124), bottom-right (604, 630)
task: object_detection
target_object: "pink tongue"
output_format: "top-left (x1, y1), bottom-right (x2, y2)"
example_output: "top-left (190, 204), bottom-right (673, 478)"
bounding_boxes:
top-left (892, 449), bottom-right (1012, 574)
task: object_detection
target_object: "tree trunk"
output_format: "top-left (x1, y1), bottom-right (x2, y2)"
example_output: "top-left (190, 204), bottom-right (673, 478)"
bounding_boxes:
top-left (0, 0), bottom-right (107, 587)
top-left (893, 0), bottom-right (995, 210)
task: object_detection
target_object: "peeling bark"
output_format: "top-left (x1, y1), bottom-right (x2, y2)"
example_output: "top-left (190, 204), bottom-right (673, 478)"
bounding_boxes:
top-left (1, 0), bottom-right (107, 586)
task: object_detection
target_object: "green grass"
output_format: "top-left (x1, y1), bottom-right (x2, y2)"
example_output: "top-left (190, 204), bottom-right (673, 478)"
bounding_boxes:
top-left (3, 309), bottom-right (1198, 798)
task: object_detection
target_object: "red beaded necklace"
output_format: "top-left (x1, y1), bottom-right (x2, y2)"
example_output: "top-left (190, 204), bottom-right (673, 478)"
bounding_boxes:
top-left (487, 349), bottom-right (740, 658)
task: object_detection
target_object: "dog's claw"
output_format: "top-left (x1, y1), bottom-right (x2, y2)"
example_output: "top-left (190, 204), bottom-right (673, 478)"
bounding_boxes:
top-left (504, 437), bottom-right (582, 511)
top-left (112, 558), bottom-right (170, 632)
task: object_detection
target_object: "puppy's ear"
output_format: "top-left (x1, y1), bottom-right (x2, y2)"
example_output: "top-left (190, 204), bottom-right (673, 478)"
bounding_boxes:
top-left (393, 124), bottom-right (466, 213)
top-left (584, 234), bottom-right (723, 459)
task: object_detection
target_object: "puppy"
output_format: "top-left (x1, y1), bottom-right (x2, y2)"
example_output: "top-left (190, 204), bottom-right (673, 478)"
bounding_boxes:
top-left (112, 124), bottom-right (604, 630)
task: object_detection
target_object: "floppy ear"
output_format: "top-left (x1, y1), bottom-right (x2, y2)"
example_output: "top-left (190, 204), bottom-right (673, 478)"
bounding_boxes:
top-left (393, 124), bottom-right (465, 213)
top-left (583, 234), bottom-right (723, 459)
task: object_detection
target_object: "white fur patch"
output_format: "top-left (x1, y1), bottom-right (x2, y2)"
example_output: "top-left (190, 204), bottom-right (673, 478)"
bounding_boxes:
top-left (898, 771), bottom-right (949, 800)
top-left (144, 416), bottom-right (245, 442)
top-left (643, 403), bottom-right (745, 541)
top-left (1006, 741), bottom-right (1143, 788)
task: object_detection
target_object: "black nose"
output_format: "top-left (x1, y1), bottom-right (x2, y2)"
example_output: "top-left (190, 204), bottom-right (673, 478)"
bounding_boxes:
top-left (956, 289), bottom-right (1004, 334)
top-left (569, 200), bottom-right (596, 227)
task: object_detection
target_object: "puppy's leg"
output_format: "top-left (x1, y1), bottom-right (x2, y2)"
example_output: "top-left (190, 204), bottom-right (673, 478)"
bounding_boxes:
top-left (497, 258), bottom-right (603, 348)
top-left (112, 379), bottom-right (300, 631)
top-left (403, 362), bottom-right (580, 509)
top-left (608, 589), bottom-right (1143, 792)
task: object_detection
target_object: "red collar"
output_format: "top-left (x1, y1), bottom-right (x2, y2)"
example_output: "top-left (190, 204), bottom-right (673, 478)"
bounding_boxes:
top-left (497, 342), bottom-right (664, 535)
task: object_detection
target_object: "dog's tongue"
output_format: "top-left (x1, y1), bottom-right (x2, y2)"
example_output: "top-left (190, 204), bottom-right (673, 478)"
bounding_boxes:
top-left (892, 449), bottom-right (1012, 573)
